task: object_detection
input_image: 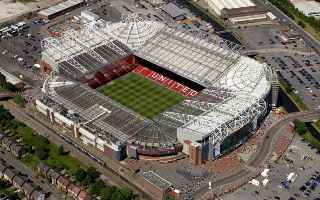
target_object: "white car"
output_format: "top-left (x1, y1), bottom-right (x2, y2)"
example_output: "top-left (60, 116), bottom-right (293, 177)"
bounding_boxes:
top-left (17, 57), bottom-right (24, 62)
top-left (2, 50), bottom-right (8, 55)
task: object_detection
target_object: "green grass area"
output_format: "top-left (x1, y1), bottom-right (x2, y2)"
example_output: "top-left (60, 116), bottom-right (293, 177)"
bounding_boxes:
top-left (302, 131), bottom-right (320, 149)
top-left (98, 73), bottom-right (185, 119)
top-left (11, 125), bottom-right (81, 174)
top-left (293, 119), bottom-right (320, 149)
top-left (0, 105), bottom-right (139, 199)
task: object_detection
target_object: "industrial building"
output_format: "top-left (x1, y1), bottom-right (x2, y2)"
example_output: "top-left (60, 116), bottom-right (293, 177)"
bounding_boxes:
top-left (161, 3), bottom-right (186, 20)
top-left (204, 0), bottom-right (273, 24)
top-left (38, 0), bottom-right (85, 20)
top-left (291, 0), bottom-right (320, 19)
top-left (37, 15), bottom-right (274, 164)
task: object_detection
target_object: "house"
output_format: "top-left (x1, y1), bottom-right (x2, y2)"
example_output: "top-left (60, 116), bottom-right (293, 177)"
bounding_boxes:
top-left (1, 136), bottom-right (13, 151)
top-left (12, 174), bottom-right (27, 189)
top-left (37, 162), bottom-right (50, 177)
top-left (0, 132), bottom-right (6, 142)
top-left (78, 190), bottom-right (91, 200)
top-left (0, 163), bottom-right (9, 179)
top-left (30, 190), bottom-right (45, 200)
top-left (57, 176), bottom-right (70, 192)
top-left (47, 168), bottom-right (60, 185)
top-left (36, 163), bottom-right (91, 200)
top-left (68, 183), bottom-right (81, 199)
top-left (3, 168), bottom-right (17, 183)
top-left (10, 143), bottom-right (26, 158)
top-left (22, 182), bottom-right (36, 200)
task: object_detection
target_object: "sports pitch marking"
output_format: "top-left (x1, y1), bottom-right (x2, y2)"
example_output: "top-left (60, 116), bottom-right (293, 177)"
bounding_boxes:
top-left (98, 73), bottom-right (185, 119)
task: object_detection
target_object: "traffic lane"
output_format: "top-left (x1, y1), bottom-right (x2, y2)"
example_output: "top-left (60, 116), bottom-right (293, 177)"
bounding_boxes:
top-left (195, 110), bottom-right (320, 198)
top-left (249, 111), bottom-right (320, 167)
top-left (194, 169), bottom-right (252, 199)
top-left (1, 102), bottom-right (151, 200)
top-left (0, 148), bottom-right (63, 200)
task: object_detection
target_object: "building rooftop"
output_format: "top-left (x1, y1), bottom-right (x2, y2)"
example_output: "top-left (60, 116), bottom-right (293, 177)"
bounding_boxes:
top-left (294, 1), bottom-right (320, 18)
top-left (135, 26), bottom-right (240, 87)
top-left (38, 0), bottom-right (84, 17)
top-left (206, 0), bottom-right (256, 15)
top-left (161, 3), bottom-right (186, 19)
top-left (142, 171), bottom-right (172, 190)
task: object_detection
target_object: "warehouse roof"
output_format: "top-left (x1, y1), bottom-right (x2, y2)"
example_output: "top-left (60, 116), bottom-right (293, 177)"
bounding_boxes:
top-left (206, 0), bottom-right (256, 15)
top-left (142, 171), bottom-right (172, 190)
top-left (38, 0), bottom-right (84, 17)
top-left (161, 3), bottom-right (186, 19)
top-left (294, 1), bottom-right (320, 18)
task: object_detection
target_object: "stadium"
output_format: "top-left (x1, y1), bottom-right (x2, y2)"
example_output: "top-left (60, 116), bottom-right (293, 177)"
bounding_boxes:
top-left (36, 15), bottom-right (273, 163)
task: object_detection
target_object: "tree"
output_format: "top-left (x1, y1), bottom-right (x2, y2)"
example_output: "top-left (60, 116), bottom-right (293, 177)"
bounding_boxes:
top-left (89, 180), bottom-right (105, 195)
top-left (298, 21), bottom-right (306, 28)
top-left (74, 168), bottom-right (87, 183)
top-left (111, 188), bottom-right (134, 200)
top-left (100, 186), bottom-right (116, 200)
top-left (293, 119), bottom-right (307, 135)
top-left (86, 167), bottom-right (99, 180)
top-left (36, 147), bottom-right (49, 160)
top-left (0, 72), bottom-right (6, 85)
top-left (82, 167), bottom-right (100, 186)
top-left (38, 136), bottom-right (50, 145)
top-left (0, 179), bottom-right (10, 189)
top-left (13, 95), bottom-right (25, 107)
top-left (58, 145), bottom-right (65, 155)
top-left (2, 82), bottom-right (16, 92)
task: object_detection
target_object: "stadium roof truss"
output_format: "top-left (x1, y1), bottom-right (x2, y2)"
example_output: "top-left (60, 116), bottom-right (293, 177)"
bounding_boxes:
top-left (61, 29), bottom-right (109, 64)
top-left (135, 26), bottom-right (242, 86)
top-left (163, 87), bottom-right (267, 144)
top-left (41, 22), bottom-right (129, 77)
top-left (41, 37), bottom-right (88, 74)
top-left (82, 22), bottom-right (129, 56)
top-left (105, 14), bottom-right (166, 50)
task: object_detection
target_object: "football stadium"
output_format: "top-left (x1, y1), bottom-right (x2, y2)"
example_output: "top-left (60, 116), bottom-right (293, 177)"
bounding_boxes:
top-left (36, 15), bottom-right (273, 163)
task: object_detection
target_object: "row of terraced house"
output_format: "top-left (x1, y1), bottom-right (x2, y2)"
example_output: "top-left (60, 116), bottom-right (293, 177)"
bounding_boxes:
top-left (0, 130), bottom-right (26, 158)
top-left (37, 162), bottom-right (91, 200)
top-left (0, 160), bottom-right (45, 200)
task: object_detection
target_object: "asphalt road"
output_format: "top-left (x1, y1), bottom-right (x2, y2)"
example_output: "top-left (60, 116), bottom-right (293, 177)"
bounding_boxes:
top-left (195, 110), bottom-right (320, 199)
top-left (260, 0), bottom-right (320, 53)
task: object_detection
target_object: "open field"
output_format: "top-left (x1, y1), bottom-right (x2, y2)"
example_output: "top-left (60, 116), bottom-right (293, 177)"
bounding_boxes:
top-left (98, 73), bottom-right (185, 119)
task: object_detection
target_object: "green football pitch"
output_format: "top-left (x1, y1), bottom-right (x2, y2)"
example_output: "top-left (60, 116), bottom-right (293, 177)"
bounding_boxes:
top-left (97, 73), bottom-right (185, 119)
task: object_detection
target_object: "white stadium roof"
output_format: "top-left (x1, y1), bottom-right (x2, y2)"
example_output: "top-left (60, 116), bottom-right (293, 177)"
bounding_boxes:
top-left (41, 15), bottom-right (272, 145)
top-left (106, 16), bottom-right (165, 50)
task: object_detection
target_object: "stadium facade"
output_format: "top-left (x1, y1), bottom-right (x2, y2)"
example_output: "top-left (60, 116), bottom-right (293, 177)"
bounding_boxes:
top-left (37, 15), bottom-right (273, 164)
